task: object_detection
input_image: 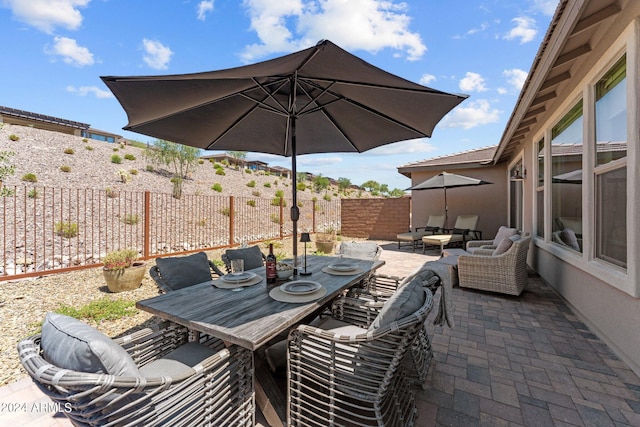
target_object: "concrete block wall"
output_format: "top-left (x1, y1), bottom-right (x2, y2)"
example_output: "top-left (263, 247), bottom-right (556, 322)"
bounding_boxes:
top-left (340, 197), bottom-right (410, 240)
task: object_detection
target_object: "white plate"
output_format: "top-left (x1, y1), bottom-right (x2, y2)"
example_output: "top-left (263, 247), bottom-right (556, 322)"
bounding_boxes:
top-left (328, 262), bottom-right (357, 272)
top-left (280, 280), bottom-right (322, 295)
top-left (222, 271), bottom-right (256, 283)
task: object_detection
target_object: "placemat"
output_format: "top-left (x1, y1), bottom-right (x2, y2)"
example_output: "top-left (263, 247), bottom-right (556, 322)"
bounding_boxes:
top-left (212, 275), bottom-right (263, 289)
top-left (269, 285), bottom-right (327, 303)
top-left (321, 266), bottom-right (363, 276)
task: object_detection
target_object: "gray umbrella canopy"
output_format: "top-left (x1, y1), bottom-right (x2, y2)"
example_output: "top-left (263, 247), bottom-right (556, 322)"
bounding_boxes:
top-left (101, 40), bottom-right (468, 266)
top-left (408, 171), bottom-right (492, 228)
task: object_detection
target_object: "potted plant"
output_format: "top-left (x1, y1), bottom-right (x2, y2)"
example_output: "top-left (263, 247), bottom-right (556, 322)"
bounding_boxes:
top-left (315, 229), bottom-right (336, 254)
top-left (102, 248), bottom-right (146, 292)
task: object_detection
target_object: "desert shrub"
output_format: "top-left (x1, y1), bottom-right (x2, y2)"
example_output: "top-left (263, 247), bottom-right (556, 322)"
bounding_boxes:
top-left (85, 145), bottom-right (94, 151)
top-left (21, 173), bottom-right (37, 182)
top-left (297, 182), bottom-right (306, 191)
top-left (122, 213), bottom-right (139, 225)
top-left (116, 169), bottom-right (131, 183)
top-left (246, 199), bottom-right (256, 207)
top-left (56, 297), bottom-right (135, 322)
top-left (252, 190), bottom-right (261, 197)
top-left (271, 196), bottom-right (286, 207)
top-left (275, 189), bottom-right (284, 198)
top-left (215, 168), bottom-right (226, 176)
top-left (111, 154), bottom-right (122, 164)
top-left (220, 207), bottom-right (231, 216)
top-left (270, 213), bottom-right (280, 223)
top-left (8, 134), bottom-right (19, 141)
top-left (60, 165), bottom-right (71, 172)
top-left (323, 194), bottom-right (332, 201)
top-left (297, 200), bottom-right (304, 207)
top-left (263, 182), bottom-right (271, 188)
top-left (82, 138), bottom-right (88, 142)
top-left (198, 159), bottom-right (204, 164)
top-left (145, 164), bottom-right (154, 172)
top-left (105, 187), bottom-right (118, 198)
top-left (211, 183), bottom-right (223, 192)
top-left (55, 221), bottom-right (78, 238)
top-left (27, 188), bottom-right (39, 199)
top-left (112, 148), bottom-right (119, 152)
top-left (130, 169), bottom-right (138, 175)
top-left (124, 153), bottom-right (136, 161)
top-left (245, 168), bottom-right (252, 174)
top-left (196, 218), bottom-right (207, 227)
top-left (64, 148), bottom-right (74, 155)
top-left (246, 180), bottom-right (256, 187)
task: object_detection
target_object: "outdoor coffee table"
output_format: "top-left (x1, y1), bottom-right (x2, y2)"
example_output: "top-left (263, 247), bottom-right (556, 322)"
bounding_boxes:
top-left (137, 255), bottom-right (383, 427)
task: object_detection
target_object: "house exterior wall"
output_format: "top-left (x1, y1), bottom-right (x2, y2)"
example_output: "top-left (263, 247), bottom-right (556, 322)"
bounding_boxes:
top-left (408, 165), bottom-right (508, 240)
top-left (516, 15), bottom-right (640, 375)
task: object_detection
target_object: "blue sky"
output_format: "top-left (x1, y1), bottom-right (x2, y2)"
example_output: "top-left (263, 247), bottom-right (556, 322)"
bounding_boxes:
top-left (1, 0), bottom-right (557, 191)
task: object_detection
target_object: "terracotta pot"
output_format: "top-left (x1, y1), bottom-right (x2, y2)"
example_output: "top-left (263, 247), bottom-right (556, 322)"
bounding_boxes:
top-left (315, 241), bottom-right (335, 254)
top-left (103, 262), bottom-right (146, 293)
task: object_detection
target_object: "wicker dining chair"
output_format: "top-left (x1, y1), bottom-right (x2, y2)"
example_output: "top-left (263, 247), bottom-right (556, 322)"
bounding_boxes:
top-left (286, 282), bottom-right (434, 426)
top-left (221, 245), bottom-right (266, 273)
top-left (18, 314), bottom-right (254, 427)
top-left (150, 251), bottom-right (225, 293)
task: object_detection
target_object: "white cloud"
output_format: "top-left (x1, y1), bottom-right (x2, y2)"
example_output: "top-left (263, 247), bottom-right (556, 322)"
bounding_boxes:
top-left (3, 0), bottom-right (90, 34)
top-left (299, 156), bottom-right (343, 166)
top-left (459, 72), bottom-right (488, 92)
top-left (531, 0), bottom-right (558, 16)
top-left (197, 1), bottom-right (214, 21)
top-left (503, 68), bottom-right (528, 91)
top-left (48, 36), bottom-right (94, 66)
top-left (369, 138), bottom-right (437, 155)
top-left (142, 38), bottom-right (173, 70)
top-left (66, 85), bottom-right (113, 98)
top-left (504, 16), bottom-right (537, 44)
top-left (240, 0), bottom-right (426, 62)
top-left (441, 99), bottom-right (501, 130)
top-left (467, 22), bottom-right (489, 36)
top-left (419, 74), bottom-right (436, 86)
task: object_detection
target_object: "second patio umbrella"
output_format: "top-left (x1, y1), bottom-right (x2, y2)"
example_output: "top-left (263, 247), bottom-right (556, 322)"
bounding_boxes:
top-left (408, 171), bottom-right (492, 228)
top-left (101, 40), bottom-right (468, 268)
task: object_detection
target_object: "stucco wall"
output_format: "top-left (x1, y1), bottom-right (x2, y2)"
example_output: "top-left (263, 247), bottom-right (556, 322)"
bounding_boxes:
top-left (340, 197), bottom-right (410, 240)
top-left (408, 165), bottom-right (509, 240)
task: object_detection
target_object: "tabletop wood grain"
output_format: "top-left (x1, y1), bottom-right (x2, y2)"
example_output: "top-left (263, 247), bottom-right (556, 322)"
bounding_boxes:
top-left (137, 256), bottom-right (383, 350)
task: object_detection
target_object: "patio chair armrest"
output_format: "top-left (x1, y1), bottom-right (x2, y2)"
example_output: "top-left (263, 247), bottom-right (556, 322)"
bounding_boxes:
top-left (331, 295), bottom-right (382, 328)
top-left (466, 239), bottom-right (494, 249)
top-left (208, 260), bottom-right (225, 278)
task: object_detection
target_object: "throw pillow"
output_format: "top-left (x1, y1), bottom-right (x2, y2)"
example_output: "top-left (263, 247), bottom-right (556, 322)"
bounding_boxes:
top-left (41, 312), bottom-right (140, 376)
top-left (369, 278), bottom-right (425, 331)
top-left (492, 237), bottom-right (514, 256)
top-left (492, 226), bottom-right (518, 246)
top-left (560, 228), bottom-right (581, 251)
top-left (156, 252), bottom-right (212, 291)
top-left (224, 246), bottom-right (264, 270)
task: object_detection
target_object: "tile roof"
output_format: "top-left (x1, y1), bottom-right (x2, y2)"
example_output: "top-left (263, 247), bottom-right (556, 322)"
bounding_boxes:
top-left (397, 145), bottom-right (496, 177)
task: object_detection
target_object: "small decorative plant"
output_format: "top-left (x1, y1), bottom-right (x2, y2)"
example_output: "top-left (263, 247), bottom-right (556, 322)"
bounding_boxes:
top-left (102, 248), bottom-right (139, 270)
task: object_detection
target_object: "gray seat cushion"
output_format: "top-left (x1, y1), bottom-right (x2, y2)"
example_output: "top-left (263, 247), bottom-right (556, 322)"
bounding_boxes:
top-left (155, 252), bottom-right (212, 291)
top-left (224, 246), bottom-right (264, 270)
top-left (338, 241), bottom-right (380, 261)
top-left (41, 312), bottom-right (140, 377)
top-left (138, 342), bottom-right (218, 378)
top-left (369, 278), bottom-right (425, 331)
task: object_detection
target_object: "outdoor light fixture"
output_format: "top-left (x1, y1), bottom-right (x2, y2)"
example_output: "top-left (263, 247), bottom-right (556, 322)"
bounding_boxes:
top-left (511, 167), bottom-right (526, 181)
top-left (300, 233), bottom-right (312, 276)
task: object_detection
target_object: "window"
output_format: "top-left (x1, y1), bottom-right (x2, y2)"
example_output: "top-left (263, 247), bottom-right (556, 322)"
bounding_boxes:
top-left (551, 101), bottom-right (583, 252)
top-left (536, 139), bottom-right (544, 237)
top-left (594, 55), bottom-right (626, 268)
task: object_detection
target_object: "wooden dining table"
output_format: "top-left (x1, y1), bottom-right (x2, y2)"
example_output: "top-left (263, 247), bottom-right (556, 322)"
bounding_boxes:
top-left (136, 255), bottom-right (384, 426)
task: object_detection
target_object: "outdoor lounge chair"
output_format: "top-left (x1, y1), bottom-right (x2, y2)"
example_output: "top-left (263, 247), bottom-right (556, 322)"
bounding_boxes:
top-left (457, 235), bottom-right (531, 296)
top-left (150, 251), bottom-right (224, 293)
top-left (396, 214), bottom-right (445, 251)
top-left (285, 282), bottom-right (434, 426)
top-left (18, 313), bottom-right (254, 427)
top-left (421, 214), bottom-right (480, 254)
top-left (221, 245), bottom-right (266, 273)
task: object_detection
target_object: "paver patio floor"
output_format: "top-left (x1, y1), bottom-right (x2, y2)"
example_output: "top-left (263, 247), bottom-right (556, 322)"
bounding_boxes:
top-left (2, 241), bottom-right (639, 426)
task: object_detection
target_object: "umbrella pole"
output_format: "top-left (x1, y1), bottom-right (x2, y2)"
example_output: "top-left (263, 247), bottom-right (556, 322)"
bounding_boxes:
top-left (290, 75), bottom-right (299, 277)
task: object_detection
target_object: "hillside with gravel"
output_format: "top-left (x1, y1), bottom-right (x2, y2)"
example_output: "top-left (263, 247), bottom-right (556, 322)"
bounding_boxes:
top-left (0, 123), bottom-right (366, 200)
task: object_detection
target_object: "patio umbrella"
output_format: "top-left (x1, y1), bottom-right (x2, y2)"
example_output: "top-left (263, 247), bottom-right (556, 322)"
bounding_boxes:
top-left (101, 39), bottom-right (468, 268)
top-left (408, 171), bottom-right (491, 228)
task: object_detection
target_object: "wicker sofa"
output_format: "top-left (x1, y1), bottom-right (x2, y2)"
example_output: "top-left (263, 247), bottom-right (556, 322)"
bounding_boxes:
top-left (457, 236), bottom-right (531, 296)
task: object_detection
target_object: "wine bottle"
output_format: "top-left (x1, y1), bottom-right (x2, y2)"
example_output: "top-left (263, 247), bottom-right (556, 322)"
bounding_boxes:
top-left (266, 243), bottom-right (277, 284)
